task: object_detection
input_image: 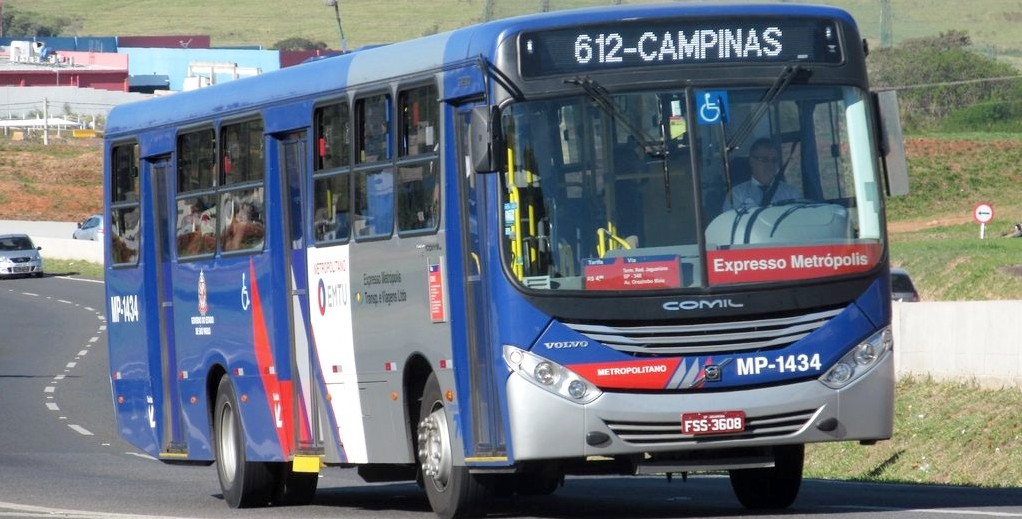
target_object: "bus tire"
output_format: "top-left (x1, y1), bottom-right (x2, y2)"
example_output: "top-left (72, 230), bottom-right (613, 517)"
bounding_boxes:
top-left (417, 373), bottom-right (491, 519)
top-left (213, 375), bottom-right (274, 508)
top-left (271, 463), bottom-right (318, 506)
top-left (513, 464), bottom-right (563, 496)
top-left (728, 444), bottom-right (804, 510)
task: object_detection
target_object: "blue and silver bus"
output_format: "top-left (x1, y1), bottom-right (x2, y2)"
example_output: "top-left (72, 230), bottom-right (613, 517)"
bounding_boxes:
top-left (105, 3), bottom-right (907, 517)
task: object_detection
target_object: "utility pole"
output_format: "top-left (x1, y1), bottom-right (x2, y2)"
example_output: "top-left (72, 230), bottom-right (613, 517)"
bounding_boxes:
top-left (481, 0), bottom-right (494, 22)
top-left (880, 0), bottom-right (893, 48)
top-left (43, 97), bottom-right (49, 145)
top-left (324, 0), bottom-right (347, 51)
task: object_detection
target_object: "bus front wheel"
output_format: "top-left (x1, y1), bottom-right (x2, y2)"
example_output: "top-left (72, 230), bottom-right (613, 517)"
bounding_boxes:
top-left (213, 375), bottom-right (275, 508)
top-left (728, 444), bottom-right (804, 510)
top-left (417, 373), bottom-right (491, 519)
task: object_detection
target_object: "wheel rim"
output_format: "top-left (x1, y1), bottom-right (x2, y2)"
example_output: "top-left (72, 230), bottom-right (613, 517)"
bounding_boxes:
top-left (218, 401), bottom-right (238, 484)
top-left (417, 406), bottom-right (452, 491)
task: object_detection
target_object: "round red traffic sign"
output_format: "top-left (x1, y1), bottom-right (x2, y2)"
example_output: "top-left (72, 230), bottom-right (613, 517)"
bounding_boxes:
top-left (974, 203), bottom-right (994, 224)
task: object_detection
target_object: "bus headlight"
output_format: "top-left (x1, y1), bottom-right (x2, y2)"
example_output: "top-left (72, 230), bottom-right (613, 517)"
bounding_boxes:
top-left (820, 327), bottom-right (892, 389)
top-left (504, 345), bottom-right (601, 404)
top-left (534, 361), bottom-right (559, 385)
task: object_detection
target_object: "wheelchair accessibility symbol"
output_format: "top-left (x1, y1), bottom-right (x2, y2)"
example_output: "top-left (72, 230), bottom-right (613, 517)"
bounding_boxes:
top-left (696, 90), bottom-right (729, 125)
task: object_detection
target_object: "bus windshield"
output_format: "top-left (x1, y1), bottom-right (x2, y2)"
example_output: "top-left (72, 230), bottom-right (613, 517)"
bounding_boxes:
top-left (500, 84), bottom-right (883, 291)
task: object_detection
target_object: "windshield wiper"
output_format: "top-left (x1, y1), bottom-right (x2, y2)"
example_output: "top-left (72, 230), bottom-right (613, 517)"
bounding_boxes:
top-left (725, 64), bottom-right (804, 154)
top-left (565, 76), bottom-right (664, 158)
top-left (565, 75), bottom-right (674, 208)
top-left (720, 65), bottom-right (805, 210)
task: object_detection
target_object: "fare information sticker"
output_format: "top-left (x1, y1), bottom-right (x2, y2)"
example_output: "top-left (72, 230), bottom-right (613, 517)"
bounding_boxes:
top-left (583, 255), bottom-right (682, 290)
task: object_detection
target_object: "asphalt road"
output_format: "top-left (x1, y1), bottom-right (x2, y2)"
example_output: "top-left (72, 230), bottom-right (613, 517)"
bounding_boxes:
top-left (3, 274), bottom-right (1022, 519)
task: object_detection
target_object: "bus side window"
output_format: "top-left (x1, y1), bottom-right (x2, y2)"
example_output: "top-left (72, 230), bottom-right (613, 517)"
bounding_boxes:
top-left (397, 162), bottom-right (439, 232)
top-left (354, 93), bottom-right (394, 238)
top-left (314, 100), bottom-right (353, 244)
top-left (176, 196), bottom-right (217, 256)
top-left (110, 142), bottom-right (140, 265)
top-left (218, 119), bottom-right (266, 253)
top-left (397, 83), bottom-right (440, 234)
top-left (313, 173), bottom-right (351, 243)
top-left (354, 169), bottom-right (394, 238)
top-left (220, 189), bottom-right (265, 252)
top-left (176, 127), bottom-right (217, 258)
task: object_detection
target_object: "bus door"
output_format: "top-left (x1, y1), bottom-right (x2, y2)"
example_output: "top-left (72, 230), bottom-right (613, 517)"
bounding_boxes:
top-left (456, 107), bottom-right (506, 460)
top-left (276, 131), bottom-right (324, 456)
top-left (147, 155), bottom-right (187, 455)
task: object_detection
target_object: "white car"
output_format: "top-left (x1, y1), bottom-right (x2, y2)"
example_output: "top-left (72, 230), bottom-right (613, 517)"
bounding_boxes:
top-left (73, 214), bottom-right (104, 241)
top-left (0, 233), bottom-right (44, 278)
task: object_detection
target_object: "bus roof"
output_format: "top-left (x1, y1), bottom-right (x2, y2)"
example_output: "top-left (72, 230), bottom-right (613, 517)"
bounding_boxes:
top-left (105, 2), bottom-right (856, 139)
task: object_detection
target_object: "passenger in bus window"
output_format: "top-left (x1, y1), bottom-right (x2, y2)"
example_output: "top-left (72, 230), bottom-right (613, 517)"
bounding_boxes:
top-left (179, 199), bottom-right (206, 233)
top-left (722, 137), bottom-right (800, 212)
top-left (177, 199), bottom-right (216, 256)
top-left (223, 201), bottom-right (264, 251)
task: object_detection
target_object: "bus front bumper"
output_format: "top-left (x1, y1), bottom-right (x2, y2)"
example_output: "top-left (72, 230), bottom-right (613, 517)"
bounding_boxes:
top-left (505, 351), bottom-right (893, 461)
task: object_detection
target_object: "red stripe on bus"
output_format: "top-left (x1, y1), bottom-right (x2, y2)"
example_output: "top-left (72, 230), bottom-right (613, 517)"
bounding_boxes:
top-left (250, 259), bottom-right (292, 457)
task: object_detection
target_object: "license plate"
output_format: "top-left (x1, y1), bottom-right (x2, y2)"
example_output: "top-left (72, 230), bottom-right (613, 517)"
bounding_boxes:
top-left (12, 266), bottom-right (29, 273)
top-left (681, 410), bottom-right (746, 435)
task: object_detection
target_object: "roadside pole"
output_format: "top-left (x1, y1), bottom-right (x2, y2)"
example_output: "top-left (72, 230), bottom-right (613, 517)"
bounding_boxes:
top-left (974, 202), bottom-right (994, 239)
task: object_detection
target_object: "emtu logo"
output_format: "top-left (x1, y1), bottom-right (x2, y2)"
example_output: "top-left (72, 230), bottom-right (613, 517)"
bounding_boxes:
top-left (317, 278), bottom-right (348, 316)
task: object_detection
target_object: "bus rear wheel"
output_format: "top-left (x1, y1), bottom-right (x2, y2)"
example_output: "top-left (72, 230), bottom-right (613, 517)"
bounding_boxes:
top-left (417, 373), bottom-right (491, 519)
top-left (728, 444), bottom-right (804, 510)
top-left (213, 375), bottom-right (275, 508)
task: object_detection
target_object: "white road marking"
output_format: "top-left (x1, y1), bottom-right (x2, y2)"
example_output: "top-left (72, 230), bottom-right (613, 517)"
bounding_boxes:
top-left (827, 505), bottom-right (1022, 517)
top-left (45, 403), bottom-right (59, 411)
top-left (53, 275), bottom-right (103, 284)
top-left (67, 424), bottom-right (93, 436)
top-left (0, 500), bottom-right (189, 518)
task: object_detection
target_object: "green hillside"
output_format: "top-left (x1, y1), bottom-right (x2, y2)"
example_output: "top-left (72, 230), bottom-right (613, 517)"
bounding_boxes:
top-left (7, 0), bottom-right (1022, 60)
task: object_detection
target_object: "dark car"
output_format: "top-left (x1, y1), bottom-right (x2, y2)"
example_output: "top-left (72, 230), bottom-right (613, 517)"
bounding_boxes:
top-left (890, 267), bottom-right (920, 302)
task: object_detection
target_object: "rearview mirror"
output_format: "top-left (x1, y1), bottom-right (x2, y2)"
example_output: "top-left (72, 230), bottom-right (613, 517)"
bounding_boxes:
top-left (469, 105), bottom-right (500, 173)
top-left (874, 90), bottom-right (909, 197)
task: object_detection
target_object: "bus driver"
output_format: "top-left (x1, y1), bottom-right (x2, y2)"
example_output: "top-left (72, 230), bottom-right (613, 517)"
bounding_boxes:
top-left (722, 137), bottom-right (800, 211)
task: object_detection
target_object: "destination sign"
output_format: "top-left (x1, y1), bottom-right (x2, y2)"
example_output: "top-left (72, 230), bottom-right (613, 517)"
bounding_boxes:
top-left (519, 18), bottom-right (843, 78)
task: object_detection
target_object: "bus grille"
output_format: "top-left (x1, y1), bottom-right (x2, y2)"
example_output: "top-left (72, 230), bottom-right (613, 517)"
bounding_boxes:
top-left (564, 308), bottom-right (841, 356)
top-left (604, 408), bottom-right (817, 446)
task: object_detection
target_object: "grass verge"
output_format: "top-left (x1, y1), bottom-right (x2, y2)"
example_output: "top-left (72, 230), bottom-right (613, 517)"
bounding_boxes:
top-left (46, 258), bottom-right (103, 280)
top-left (806, 376), bottom-right (1022, 487)
top-left (891, 223), bottom-right (1022, 300)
